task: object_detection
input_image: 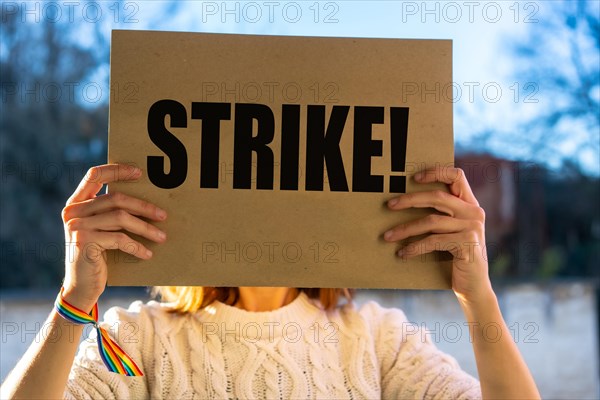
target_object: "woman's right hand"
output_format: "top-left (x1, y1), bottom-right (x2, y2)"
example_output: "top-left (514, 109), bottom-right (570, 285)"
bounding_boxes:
top-left (60, 164), bottom-right (167, 311)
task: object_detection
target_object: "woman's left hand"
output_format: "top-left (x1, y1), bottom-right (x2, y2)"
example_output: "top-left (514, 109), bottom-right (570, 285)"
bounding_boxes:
top-left (384, 166), bottom-right (493, 304)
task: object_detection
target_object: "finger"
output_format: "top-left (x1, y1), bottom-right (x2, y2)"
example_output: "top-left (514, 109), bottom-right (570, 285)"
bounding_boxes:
top-left (67, 211), bottom-right (166, 243)
top-left (383, 214), bottom-right (474, 242)
top-left (396, 232), bottom-right (481, 261)
top-left (93, 231), bottom-right (154, 260)
top-left (67, 164), bottom-right (141, 205)
top-left (387, 190), bottom-right (473, 218)
top-left (63, 191), bottom-right (167, 222)
top-left (414, 167), bottom-right (479, 206)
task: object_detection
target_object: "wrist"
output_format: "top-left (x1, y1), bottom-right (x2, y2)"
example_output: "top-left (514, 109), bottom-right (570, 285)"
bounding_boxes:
top-left (60, 287), bottom-right (97, 314)
top-left (456, 284), bottom-right (500, 321)
top-left (51, 307), bottom-right (86, 331)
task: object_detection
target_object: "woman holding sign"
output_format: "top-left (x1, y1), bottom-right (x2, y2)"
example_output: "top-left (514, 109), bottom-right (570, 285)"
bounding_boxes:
top-left (1, 164), bottom-right (540, 399)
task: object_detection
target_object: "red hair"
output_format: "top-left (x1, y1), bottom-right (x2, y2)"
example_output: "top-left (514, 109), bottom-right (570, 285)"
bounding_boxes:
top-left (151, 286), bottom-right (353, 313)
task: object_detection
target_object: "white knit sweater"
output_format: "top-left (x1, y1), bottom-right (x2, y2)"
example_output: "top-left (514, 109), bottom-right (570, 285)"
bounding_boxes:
top-left (64, 292), bottom-right (481, 399)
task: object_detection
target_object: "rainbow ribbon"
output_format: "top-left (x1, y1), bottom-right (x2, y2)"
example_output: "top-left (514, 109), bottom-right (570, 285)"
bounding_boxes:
top-left (54, 287), bottom-right (144, 377)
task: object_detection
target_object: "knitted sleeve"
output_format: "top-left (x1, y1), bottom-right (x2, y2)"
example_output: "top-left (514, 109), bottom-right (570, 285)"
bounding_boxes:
top-left (361, 301), bottom-right (482, 400)
top-left (63, 300), bottom-right (151, 400)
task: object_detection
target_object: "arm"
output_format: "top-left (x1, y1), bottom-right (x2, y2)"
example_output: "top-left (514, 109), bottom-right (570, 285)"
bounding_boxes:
top-left (1, 308), bottom-right (85, 399)
top-left (384, 166), bottom-right (540, 399)
top-left (458, 289), bottom-right (539, 399)
top-left (1, 164), bottom-right (166, 399)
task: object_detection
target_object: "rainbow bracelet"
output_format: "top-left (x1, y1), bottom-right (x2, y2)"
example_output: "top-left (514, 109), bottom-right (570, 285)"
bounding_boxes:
top-left (54, 287), bottom-right (144, 377)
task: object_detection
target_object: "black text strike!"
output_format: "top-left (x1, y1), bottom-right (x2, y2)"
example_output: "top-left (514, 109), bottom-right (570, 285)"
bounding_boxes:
top-left (147, 100), bottom-right (410, 193)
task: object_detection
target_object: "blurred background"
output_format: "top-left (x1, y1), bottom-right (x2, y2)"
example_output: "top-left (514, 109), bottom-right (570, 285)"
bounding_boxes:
top-left (1, 0), bottom-right (598, 398)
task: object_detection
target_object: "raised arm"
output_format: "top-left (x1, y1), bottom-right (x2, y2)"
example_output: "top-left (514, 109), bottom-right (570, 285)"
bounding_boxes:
top-left (384, 166), bottom-right (540, 399)
top-left (0, 164), bottom-right (166, 399)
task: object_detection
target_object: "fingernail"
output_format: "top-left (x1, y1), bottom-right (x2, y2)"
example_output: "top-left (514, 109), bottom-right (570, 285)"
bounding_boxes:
top-left (146, 249), bottom-right (153, 258)
top-left (414, 172), bottom-right (424, 181)
top-left (157, 209), bottom-right (167, 219)
top-left (397, 249), bottom-right (405, 258)
top-left (388, 198), bottom-right (398, 207)
top-left (157, 230), bottom-right (166, 240)
top-left (384, 230), bottom-right (394, 240)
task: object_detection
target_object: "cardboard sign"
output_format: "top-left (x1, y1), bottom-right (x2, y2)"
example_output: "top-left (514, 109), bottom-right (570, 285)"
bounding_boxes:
top-left (107, 30), bottom-right (454, 288)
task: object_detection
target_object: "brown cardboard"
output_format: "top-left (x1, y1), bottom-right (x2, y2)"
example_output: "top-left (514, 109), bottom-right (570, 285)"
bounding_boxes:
top-left (107, 30), bottom-right (454, 289)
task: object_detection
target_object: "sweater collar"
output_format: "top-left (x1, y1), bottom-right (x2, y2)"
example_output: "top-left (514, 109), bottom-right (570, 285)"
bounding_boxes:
top-left (194, 291), bottom-right (323, 339)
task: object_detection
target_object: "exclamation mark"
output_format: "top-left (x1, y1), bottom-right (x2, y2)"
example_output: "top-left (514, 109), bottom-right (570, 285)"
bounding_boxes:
top-left (389, 107), bottom-right (409, 193)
